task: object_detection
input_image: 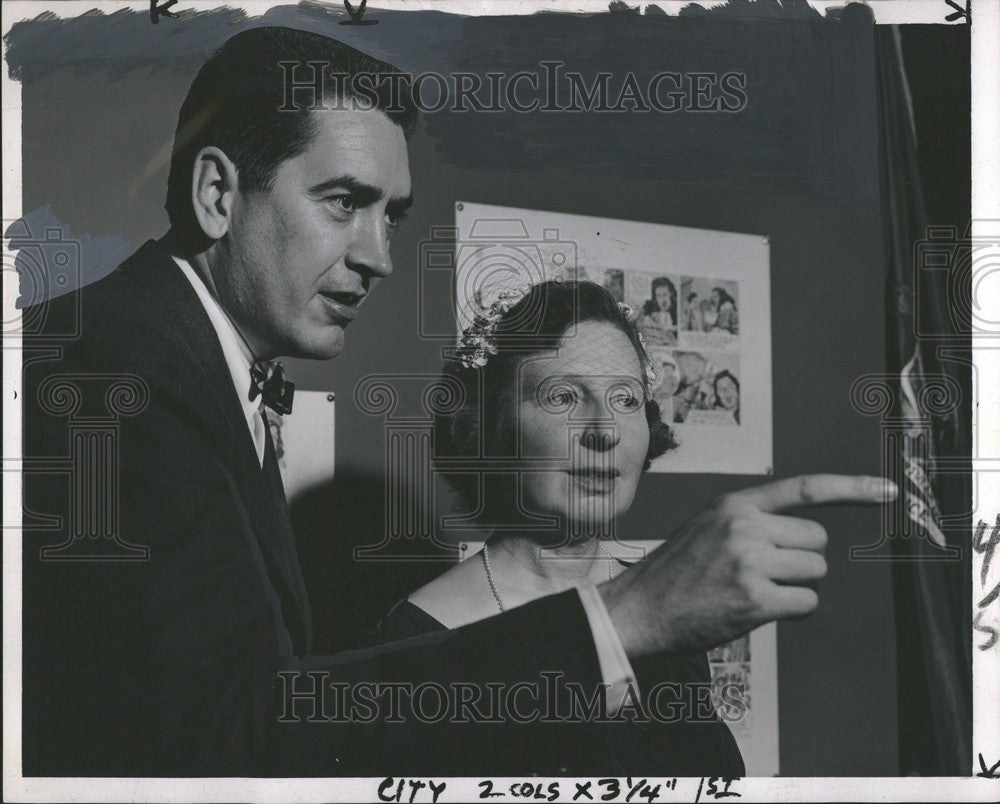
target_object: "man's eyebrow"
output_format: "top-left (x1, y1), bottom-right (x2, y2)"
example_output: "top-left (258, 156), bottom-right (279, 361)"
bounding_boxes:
top-left (386, 193), bottom-right (414, 216)
top-left (307, 175), bottom-right (413, 215)
top-left (306, 174), bottom-right (383, 204)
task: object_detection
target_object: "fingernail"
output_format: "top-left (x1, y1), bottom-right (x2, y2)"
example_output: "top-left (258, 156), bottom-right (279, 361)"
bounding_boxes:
top-left (877, 479), bottom-right (898, 500)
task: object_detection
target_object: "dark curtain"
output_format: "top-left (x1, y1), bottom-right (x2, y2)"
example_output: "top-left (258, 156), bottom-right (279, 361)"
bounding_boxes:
top-left (875, 26), bottom-right (972, 775)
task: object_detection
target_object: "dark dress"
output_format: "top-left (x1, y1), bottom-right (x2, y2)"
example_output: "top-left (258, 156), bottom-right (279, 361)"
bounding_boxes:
top-left (366, 589), bottom-right (747, 777)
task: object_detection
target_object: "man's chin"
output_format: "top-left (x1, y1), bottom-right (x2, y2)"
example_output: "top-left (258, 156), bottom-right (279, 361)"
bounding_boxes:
top-left (288, 328), bottom-right (346, 360)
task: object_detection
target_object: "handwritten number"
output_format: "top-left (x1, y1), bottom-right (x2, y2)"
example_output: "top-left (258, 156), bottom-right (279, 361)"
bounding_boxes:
top-left (974, 609), bottom-right (1000, 651)
top-left (974, 515), bottom-right (1000, 586)
top-left (980, 579), bottom-right (1000, 610)
top-left (624, 778), bottom-right (660, 804)
top-left (974, 515), bottom-right (1000, 650)
top-left (702, 777), bottom-right (742, 799)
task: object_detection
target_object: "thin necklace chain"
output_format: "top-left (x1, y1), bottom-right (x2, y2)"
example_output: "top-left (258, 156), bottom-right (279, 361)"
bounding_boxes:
top-left (481, 542), bottom-right (617, 613)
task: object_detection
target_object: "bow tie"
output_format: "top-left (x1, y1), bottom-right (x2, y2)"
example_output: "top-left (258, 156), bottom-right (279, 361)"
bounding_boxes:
top-left (249, 360), bottom-right (295, 416)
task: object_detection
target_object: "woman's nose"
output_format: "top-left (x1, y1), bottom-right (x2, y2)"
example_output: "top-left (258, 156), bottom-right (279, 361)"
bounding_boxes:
top-left (578, 423), bottom-right (621, 451)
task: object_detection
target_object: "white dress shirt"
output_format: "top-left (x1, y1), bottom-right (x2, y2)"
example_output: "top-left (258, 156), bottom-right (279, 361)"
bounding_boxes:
top-left (171, 253), bottom-right (637, 706)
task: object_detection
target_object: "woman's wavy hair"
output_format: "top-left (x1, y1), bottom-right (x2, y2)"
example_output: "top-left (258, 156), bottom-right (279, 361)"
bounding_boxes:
top-left (433, 280), bottom-right (677, 509)
top-left (712, 286), bottom-right (737, 309)
top-left (712, 369), bottom-right (741, 403)
top-left (641, 276), bottom-right (676, 318)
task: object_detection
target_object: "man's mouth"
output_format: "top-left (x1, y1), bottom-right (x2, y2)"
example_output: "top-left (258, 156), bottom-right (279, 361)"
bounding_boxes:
top-left (318, 291), bottom-right (363, 322)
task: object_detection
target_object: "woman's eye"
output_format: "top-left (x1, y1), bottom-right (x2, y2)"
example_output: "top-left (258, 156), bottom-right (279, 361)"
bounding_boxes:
top-left (611, 393), bottom-right (641, 411)
top-left (608, 382), bottom-right (643, 412)
top-left (541, 385), bottom-right (578, 410)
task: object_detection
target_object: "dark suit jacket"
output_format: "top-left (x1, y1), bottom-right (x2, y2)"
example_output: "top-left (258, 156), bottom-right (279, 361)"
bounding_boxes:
top-left (21, 240), bottom-right (611, 776)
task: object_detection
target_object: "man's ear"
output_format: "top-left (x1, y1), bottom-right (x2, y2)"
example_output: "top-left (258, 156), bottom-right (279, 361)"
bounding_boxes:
top-left (191, 146), bottom-right (239, 241)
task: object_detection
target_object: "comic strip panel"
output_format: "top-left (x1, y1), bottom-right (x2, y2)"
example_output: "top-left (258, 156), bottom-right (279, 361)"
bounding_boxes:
top-left (652, 348), bottom-right (741, 426)
top-left (679, 276), bottom-right (740, 351)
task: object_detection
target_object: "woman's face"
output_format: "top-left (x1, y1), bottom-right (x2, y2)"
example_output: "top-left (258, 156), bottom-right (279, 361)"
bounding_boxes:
top-left (654, 285), bottom-right (672, 311)
top-left (512, 321), bottom-right (650, 528)
top-left (710, 289), bottom-right (721, 306)
top-left (716, 375), bottom-right (739, 410)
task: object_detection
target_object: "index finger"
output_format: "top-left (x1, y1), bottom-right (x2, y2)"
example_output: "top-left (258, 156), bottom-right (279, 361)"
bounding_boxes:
top-left (725, 474), bottom-right (897, 513)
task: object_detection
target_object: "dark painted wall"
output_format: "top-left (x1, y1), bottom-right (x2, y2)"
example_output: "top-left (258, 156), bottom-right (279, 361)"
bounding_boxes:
top-left (9, 3), bottom-right (941, 775)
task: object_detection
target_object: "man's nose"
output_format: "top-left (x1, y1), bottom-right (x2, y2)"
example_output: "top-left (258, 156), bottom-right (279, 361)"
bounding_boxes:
top-left (345, 208), bottom-right (392, 279)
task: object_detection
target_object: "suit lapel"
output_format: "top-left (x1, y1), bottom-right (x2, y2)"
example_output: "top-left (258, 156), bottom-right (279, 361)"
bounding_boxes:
top-left (118, 240), bottom-right (311, 654)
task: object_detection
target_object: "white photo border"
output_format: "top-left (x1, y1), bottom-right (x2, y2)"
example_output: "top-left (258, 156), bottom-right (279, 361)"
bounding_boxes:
top-left (2, 1), bottom-right (995, 801)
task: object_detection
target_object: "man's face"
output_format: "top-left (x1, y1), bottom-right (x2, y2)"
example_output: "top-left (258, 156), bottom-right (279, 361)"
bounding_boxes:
top-left (214, 108), bottom-right (412, 359)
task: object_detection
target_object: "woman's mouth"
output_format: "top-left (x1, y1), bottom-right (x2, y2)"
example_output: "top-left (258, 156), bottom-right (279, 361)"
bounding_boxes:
top-left (565, 467), bottom-right (621, 493)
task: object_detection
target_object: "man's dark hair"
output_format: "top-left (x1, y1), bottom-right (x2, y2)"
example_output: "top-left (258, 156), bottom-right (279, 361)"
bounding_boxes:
top-left (434, 280), bottom-right (677, 511)
top-left (165, 26), bottom-right (419, 249)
